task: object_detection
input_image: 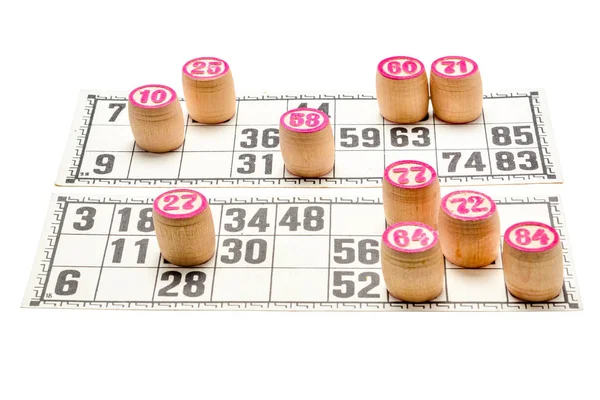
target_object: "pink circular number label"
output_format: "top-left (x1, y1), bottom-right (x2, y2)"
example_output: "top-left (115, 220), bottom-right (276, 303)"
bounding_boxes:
top-left (153, 189), bottom-right (207, 219)
top-left (505, 221), bottom-right (559, 252)
top-left (183, 57), bottom-right (229, 80)
top-left (280, 108), bottom-right (329, 133)
top-left (442, 190), bottom-right (496, 221)
top-left (129, 84), bottom-right (177, 109)
top-left (383, 222), bottom-right (438, 253)
top-left (432, 56), bottom-right (478, 78)
top-left (384, 160), bottom-right (437, 189)
top-left (378, 56), bottom-right (425, 80)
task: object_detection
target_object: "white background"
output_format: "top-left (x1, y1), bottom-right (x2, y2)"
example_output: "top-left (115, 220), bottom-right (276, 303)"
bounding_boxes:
top-left (1, 1), bottom-right (598, 399)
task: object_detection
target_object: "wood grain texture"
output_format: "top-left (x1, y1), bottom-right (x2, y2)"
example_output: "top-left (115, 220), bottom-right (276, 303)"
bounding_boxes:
top-left (128, 98), bottom-right (184, 153)
top-left (376, 70), bottom-right (429, 123)
top-left (153, 204), bottom-right (216, 267)
top-left (438, 207), bottom-right (500, 268)
top-left (382, 174), bottom-right (440, 229)
top-left (381, 233), bottom-right (444, 302)
top-left (502, 229), bottom-right (563, 301)
top-left (279, 120), bottom-right (335, 178)
top-left (430, 66), bottom-right (482, 123)
top-left (182, 69), bottom-right (236, 124)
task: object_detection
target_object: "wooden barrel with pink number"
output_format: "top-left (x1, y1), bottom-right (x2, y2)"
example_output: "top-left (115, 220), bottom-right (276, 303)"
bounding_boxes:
top-left (182, 57), bottom-right (236, 124)
top-left (438, 190), bottom-right (500, 268)
top-left (382, 160), bottom-right (440, 229)
top-left (376, 56), bottom-right (429, 123)
top-left (128, 84), bottom-right (184, 153)
top-left (502, 221), bottom-right (563, 301)
top-left (279, 107), bottom-right (335, 177)
top-left (381, 221), bottom-right (444, 302)
top-left (430, 56), bottom-right (482, 123)
top-left (153, 189), bottom-right (215, 266)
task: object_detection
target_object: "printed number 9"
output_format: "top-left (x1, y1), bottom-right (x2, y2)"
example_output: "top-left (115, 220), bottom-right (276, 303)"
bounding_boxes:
top-left (94, 154), bottom-right (115, 174)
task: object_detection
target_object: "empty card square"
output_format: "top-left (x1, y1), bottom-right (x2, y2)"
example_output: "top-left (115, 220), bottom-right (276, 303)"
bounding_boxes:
top-left (273, 236), bottom-right (329, 268)
top-left (129, 151), bottom-right (182, 179)
top-left (270, 269), bottom-right (328, 302)
top-left (446, 269), bottom-right (507, 302)
top-left (211, 268), bottom-right (272, 301)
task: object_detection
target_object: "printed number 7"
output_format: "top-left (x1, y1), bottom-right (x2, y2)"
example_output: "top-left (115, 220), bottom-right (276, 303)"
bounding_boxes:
top-left (108, 103), bottom-right (126, 122)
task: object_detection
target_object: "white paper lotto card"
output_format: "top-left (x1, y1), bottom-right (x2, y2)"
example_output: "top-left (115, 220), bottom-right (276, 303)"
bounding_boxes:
top-left (22, 192), bottom-right (579, 311)
top-left (56, 90), bottom-right (562, 187)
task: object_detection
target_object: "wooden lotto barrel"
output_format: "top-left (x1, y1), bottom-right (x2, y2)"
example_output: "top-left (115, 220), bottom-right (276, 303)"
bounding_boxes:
top-left (182, 57), bottom-right (236, 124)
top-left (438, 190), bottom-right (500, 267)
top-left (430, 56), bottom-right (482, 123)
top-left (376, 56), bottom-right (429, 123)
top-left (153, 189), bottom-right (215, 266)
top-left (381, 221), bottom-right (444, 302)
top-left (128, 84), bottom-right (184, 153)
top-left (279, 107), bottom-right (335, 177)
top-left (502, 221), bottom-right (563, 301)
top-left (382, 160), bottom-right (440, 229)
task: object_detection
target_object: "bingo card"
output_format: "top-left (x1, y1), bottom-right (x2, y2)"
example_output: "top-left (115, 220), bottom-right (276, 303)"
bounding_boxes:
top-left (56, 90), bottom-right (562, 187)
top-left (22, 191), bottom-right (579, 311)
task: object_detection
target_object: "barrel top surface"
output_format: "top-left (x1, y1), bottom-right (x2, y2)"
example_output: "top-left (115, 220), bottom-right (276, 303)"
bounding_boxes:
top-left (280, 108), bottom-right (329, 133)
top-left (377, 56), bottom-right (425, 80)
top-left (441, 190), bottom-right (496, 221)
top-left (182, 57), bottom-right (230, 80)
top-left (128, 84), bottom-right (178, 109)
top-left (153, 189), bottom-right (208, 219)
top-left (384, 160), bottom-right (437, 189)
top-left (431, 56), bottom-right (479, 79)
top-left (382, 221), bottom-right (438, 253)
top-left (504, 221), bottom-right (560, 253)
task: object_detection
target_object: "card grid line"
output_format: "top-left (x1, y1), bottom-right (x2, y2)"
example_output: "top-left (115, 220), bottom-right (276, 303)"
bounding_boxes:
top-left (80, 147), bottom-right (543, 153)
top-left (528, 93), bottom-right (548, 176)
top-left (93, 204), bottom-right (117, 301)
top-left (90, 121), bottom-right (539, 128)
top-left (176, 114), bottom-right (191, 179)
top-left (481, 108), bottom-right (494, 171)
top-left (267, 204), bottom-right (279, 302)
top-left (57, 200), bottom-right (553, 207)
top-left (332, 99), bottom-right (337, 177)
top-left (209, 203), bottom-right (226, 302)
top-left (326, 203), bottom-right (333, 302)
top-left (228, 100), bottom-right (242, 178)
top-left (432, 109), bottom-right (440, 174)
top-left (125, 141), bottom-right (136, 179)
top-left (150, 249), bottom-right (162, 302)
top-left (32, 300), bottom-right (572, 306)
